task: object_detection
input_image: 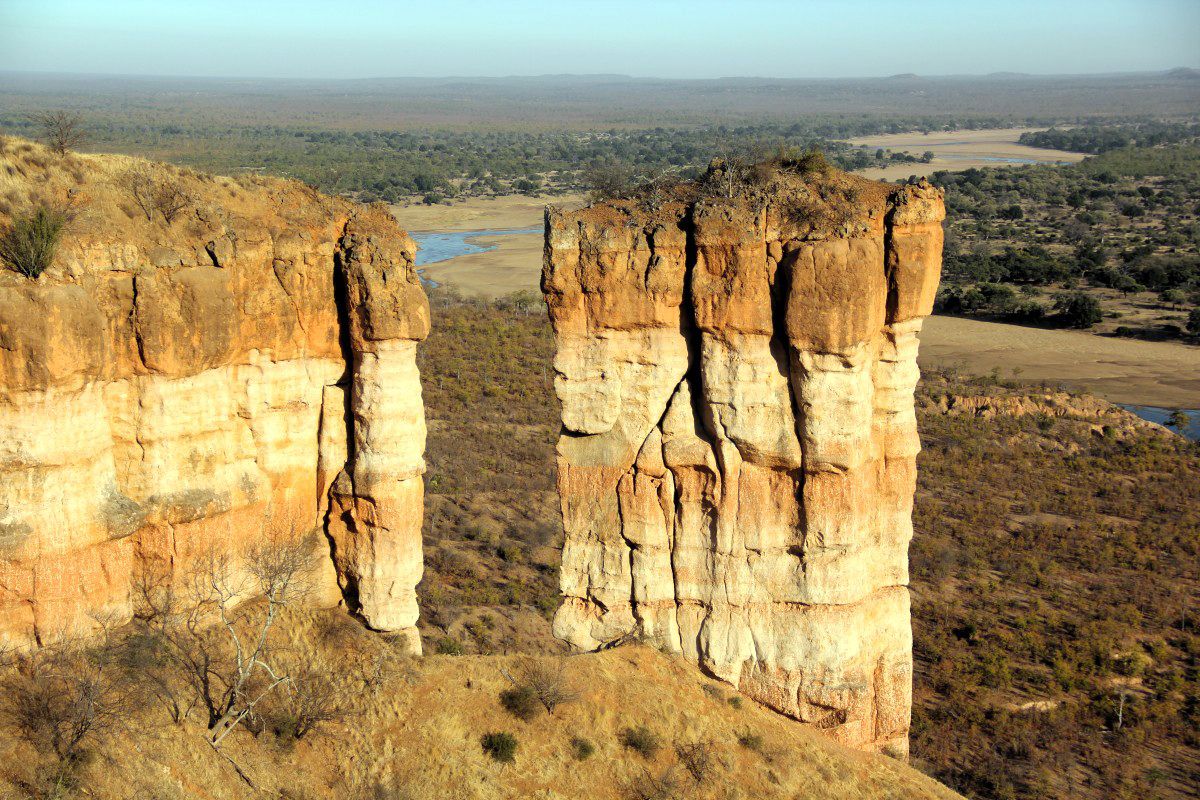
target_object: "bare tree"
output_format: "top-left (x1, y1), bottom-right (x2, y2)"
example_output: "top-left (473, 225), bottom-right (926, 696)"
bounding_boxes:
top-left (704, 155), bottom-right (752, 199)
top-left (499, 656), bottom-right (579, 717)
top-left (521, 658), bottom-right (579, 715)
top-left (136, 537), bottom-right (315, 751)
top-left (119, 165), bottom-right (193, 224)
top-left (33, 111), bottom-right (87, 156)
top-left (0, 625), bottom-right (128, 794)
top-left (265, 652), bottom-right (348, 741)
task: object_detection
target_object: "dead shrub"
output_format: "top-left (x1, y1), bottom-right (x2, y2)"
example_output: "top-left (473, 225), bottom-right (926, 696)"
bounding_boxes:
top-left (674, 739), bottom-right (715, 782)
top-left (0, 627), bottom-right (129, 793)
top-left (119, 165), bottom-right (193, 224)
top-left (262, 652), bottom-right (349, 743)
top-left (621, 766), bottom-right (679, 800)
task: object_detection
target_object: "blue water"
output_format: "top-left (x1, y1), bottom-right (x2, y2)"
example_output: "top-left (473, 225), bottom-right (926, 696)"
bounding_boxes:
top-left (412, 228), bottom-right (541, 267)
top-left (1118, 405), bottom-right (1200, 440)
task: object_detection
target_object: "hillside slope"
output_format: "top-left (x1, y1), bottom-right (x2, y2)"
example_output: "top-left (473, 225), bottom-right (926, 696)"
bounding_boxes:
top-left (0, 620), bottom-right (961, 800)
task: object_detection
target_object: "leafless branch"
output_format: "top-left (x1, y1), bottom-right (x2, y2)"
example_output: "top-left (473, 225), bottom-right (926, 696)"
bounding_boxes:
top-left (33, 110), bottom-right (87, 156)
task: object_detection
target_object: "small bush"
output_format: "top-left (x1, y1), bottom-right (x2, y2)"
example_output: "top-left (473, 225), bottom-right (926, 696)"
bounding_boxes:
top-left (434, 637), bottom-right (465, 655)
top-left (675, 739), bottom-right (714, 782)
top-left (499, 685), bottom-right (540, 721)
top-left (786, 147), bottom-right (830, 176)
top-left (621, 766), bottom-right (679, 800)
top-left (737, 730), bottom-right (764, 752)
top-left (620, 724), bottom-right (662, 758)
top-left (727, 695), bottom-right (743, 709)
top-left (0, 206), bottom-right (68, 278)
top-left (583, 163), bottom-right (635, 200)
top-left (481, 731), bottom-right (518, 763)
top-left (571, 735), bottom-right (595, 760)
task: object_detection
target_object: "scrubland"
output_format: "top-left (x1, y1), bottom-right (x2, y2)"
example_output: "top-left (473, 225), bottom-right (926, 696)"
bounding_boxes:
top-left (412, 292), bottom-right (1200, 800)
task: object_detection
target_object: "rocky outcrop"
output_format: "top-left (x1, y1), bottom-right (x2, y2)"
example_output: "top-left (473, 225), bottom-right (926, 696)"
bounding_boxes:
top-left (0, 141), bottom-right (428, 650)
top-left (543, 162), bottom-right (944, 755)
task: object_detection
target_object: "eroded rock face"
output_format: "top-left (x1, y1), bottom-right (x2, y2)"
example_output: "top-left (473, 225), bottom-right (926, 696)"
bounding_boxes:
top-left (543, 166), bottom-right (944, 756)
top-left (0, 146), bottom-right (428, 650)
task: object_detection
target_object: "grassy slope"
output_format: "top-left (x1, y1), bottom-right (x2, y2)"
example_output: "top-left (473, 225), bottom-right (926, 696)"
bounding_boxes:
top-left (0, 621), bottom-right (960, 800)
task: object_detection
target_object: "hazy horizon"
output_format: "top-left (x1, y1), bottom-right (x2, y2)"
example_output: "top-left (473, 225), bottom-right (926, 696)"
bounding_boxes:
top-left (1, 0), bottom-right (1197, 81)
top-left (1, 67), bottom-right (1198, 83)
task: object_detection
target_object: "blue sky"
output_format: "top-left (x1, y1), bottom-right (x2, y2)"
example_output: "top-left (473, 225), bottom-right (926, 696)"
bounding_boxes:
top-left (0, 0), bottom-right (1196, 79)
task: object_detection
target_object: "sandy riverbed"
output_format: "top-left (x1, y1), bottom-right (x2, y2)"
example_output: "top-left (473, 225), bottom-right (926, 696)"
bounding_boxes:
top-left (921, 316), bottom-right (1200, 408)
top-left (849, 127), bottom-right (1085, 181)
top-left (393, 193), bottom-right (585, 233)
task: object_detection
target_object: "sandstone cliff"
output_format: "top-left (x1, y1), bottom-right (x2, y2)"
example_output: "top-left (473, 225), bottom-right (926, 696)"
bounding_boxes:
top-left (543, 160), bottom-right (944, 755)
top-left (0, 139), bottom-right (428, 650)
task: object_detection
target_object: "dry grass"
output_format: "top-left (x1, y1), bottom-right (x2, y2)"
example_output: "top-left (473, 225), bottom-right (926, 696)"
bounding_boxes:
top-left (0, 135), bottom-right (345, 280)
top-left (0, 610), bottom-right (960, 800)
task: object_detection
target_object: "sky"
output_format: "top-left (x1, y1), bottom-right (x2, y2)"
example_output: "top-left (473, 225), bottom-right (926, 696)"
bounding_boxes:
top-left (0, 0), bottom-right (1197, 80)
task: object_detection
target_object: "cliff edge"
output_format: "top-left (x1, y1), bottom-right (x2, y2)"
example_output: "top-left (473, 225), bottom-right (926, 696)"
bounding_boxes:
top-left (0, 138), bottom-right (428, 650)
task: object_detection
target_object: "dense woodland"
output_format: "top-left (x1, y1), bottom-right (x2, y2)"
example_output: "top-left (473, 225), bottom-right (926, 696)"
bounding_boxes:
top-left (0, 112), bottom-right (1049, 202)
top-left (932, 143), bottom-right (1200, 339)
top-left (1018, 121), bottom-right (1200, 154)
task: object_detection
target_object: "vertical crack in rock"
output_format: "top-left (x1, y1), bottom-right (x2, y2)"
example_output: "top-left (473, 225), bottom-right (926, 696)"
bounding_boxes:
top-left (544, 165), bottom-right (944, 757)
top-left (0, 163), bottom-right (430, 654)
top-left (325, 214), bottom-right (430, 654)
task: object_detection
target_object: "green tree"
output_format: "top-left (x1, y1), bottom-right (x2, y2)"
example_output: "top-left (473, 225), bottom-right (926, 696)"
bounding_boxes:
top-left (1187, 307), bottom-right (1200, 335)
top-left (1054, 292), bottom-right (1103, 328)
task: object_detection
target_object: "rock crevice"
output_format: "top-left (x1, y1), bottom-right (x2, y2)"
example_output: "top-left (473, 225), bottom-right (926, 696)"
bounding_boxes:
top-left (543, 165), bottom-right (944, 755)
top-left (0, 151), bottom-right (428, 651)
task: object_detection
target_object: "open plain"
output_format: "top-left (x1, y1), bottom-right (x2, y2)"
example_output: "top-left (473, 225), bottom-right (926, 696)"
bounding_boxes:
top-left (849, 127), bottom-right (1085, 180)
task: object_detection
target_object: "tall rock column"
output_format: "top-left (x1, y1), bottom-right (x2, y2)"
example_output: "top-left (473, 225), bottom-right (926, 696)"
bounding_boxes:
top-left (327, 215), bottom-right (430, 653)
top-left (544, 166), bottom-right (944, 756)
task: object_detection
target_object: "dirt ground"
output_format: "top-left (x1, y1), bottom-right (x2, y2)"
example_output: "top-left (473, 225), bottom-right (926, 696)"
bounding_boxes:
top-left (848, 127), bottom-right (1085, 181)
top-left (921, 315), bottom-right (1200, 408)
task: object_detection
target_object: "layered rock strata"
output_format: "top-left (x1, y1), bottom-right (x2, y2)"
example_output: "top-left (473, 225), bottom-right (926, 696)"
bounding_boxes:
top-left (0, 143), bottom-right (428, 650)
top-left (543, 163), bottom-right (944, 755)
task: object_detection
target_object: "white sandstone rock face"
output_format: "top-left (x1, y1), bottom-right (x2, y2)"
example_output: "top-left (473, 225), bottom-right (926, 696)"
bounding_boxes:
top-left (0, 158), bottom-right (429, 650)
top-left (328, 341), bottom-right (426, 639)
top-left (543, 170), bottom-right (944, 757)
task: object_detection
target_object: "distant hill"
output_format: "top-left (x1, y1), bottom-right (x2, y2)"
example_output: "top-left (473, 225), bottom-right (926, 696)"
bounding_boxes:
top-left (1165, 66), bottom-right (1200, 80)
